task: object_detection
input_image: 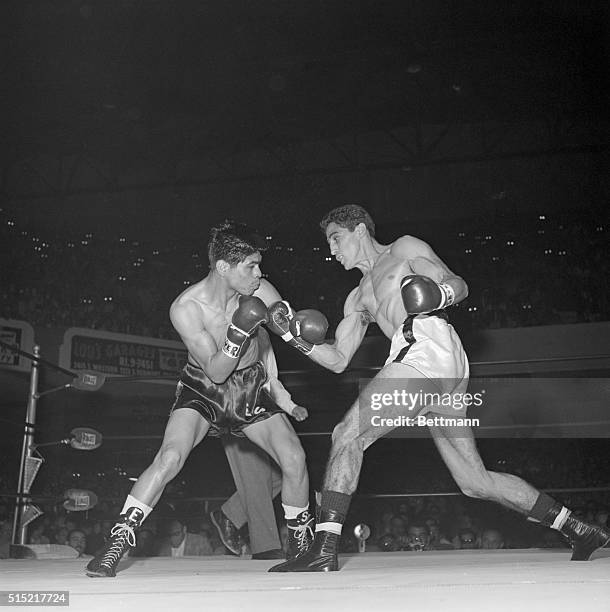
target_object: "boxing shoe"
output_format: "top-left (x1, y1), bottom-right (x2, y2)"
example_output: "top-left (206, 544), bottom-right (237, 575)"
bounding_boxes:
top-left (210, 509), bottom-right (241, 556)
top-left (269, 530), bottom-right (340, 572)
top-left (285, 509), bottom-right (315, 561)
top-left (269, 509), bottom-right (342, 572)
top-left (86, 508), bottom-right (143, 577)
top-left (560, 514), bottom-right (610, 561)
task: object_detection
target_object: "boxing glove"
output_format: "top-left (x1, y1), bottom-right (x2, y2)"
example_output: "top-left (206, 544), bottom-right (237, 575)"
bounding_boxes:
top-left (222, 295), bottom-right (268, 359)
top-left (290, 309), bottom-right (328, 344)
top-left (400, 275), bottom-right (455, 315)
top-left (267, 301), bottom-right (328, 355)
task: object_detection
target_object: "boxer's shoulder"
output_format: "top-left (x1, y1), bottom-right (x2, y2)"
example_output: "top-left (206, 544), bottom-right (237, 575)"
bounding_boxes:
top-left (344, 284), bottom-right (365, 311)
top-left (390, 234), bottom-right (430, 259)
top-left (253, 278), bottom-right (281, 307)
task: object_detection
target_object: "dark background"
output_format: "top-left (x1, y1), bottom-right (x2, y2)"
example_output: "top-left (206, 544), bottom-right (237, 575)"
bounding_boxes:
top-left (2, 0), bottom-right (608, 237)
top-left (1, 1), bottom-right (609, 530)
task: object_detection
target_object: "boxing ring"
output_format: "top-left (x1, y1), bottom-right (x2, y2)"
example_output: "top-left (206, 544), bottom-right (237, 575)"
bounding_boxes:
top-left (2, 549), bottom-right (609, 611)
top-left (1, 331), bottom-right (610, 611)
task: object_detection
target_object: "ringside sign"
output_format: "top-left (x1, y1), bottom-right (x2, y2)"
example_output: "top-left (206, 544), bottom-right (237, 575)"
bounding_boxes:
top-left (59, 328), bottom-right (188, 378)
top-left (0, 318), bottom-right (35, 372)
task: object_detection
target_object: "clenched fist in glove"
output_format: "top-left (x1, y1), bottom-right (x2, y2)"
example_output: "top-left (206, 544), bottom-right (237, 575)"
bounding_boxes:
top-left (267, 301), bottom-right (328, 355)
top-left (222, 295), bottom-right (268, 359)
top-left (400, 275), bottom-right (455, 315)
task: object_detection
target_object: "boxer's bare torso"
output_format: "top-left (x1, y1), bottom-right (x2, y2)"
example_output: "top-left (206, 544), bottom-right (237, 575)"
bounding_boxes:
top-left (345, 243), bottom-right (416, 339)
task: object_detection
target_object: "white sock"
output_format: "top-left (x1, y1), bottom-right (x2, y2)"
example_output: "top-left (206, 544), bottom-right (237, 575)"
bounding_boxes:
top-left (316, 522), bottom-right (342, 535)
top-left (550, 506), bottom-right (571, 531)
top-left (282, 503), bottom-right (308, 520)
top-left (121, 494), bottom-right (153, 522)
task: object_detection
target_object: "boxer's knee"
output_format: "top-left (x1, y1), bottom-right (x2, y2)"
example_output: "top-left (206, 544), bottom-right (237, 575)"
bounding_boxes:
top-left (277, 441), bottom-right (306, 480)
top-left (331, 420), bottom-right (353, 447)
top-left (153, 446), bottom-right (184, 481)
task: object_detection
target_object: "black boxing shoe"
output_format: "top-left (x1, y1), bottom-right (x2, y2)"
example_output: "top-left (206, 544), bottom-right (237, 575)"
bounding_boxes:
top-left (269, 509), bottom-right (342, 572)
top-left (268, 530), bottom-right (340, 572)
top-left (210, 509), bottom-right (241, 556)
top-left (86, 508), bottom-right (143, 577)
top-left (560, 514), bottom-right (610, 561)
top-left (285, 509), bottom-right (315, 561)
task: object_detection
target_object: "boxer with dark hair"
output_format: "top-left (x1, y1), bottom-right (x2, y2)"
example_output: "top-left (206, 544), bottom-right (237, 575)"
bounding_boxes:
top-left (86, 221), bottom-right (323, 577)
top-left (268, 204), bottom-right (609, 572)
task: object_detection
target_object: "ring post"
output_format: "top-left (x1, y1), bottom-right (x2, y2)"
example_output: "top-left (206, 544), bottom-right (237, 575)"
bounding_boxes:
top-left (12, 344), bottom-right (41, 546)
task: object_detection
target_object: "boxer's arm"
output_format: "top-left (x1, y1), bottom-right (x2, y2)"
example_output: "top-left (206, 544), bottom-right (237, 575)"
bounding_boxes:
top-left (258, 327), bottom-right (301, 417)
top-left (393, 236), bottom-right (468, 304)
top-left (253, 278), bottom-right (283, 307)
top-left (306, 288), bottom-right (370, 374)
top-left (258, 278), bottom-right (328, 355)
top-left (170, 300), bottom-right (240, 384)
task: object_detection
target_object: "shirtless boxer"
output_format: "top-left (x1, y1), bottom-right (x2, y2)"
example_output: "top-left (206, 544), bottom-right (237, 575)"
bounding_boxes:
top-left (267, 204), bottom-right (609, 571)
top-left (86, 222), bottom-right (319, 577)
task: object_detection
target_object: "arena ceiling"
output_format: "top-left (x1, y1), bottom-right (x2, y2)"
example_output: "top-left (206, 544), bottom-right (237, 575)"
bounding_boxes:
top-left (2, 0), bottom-right (609, 198)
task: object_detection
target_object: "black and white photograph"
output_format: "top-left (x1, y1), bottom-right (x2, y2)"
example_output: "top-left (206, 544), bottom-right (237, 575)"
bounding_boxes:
top-left (1, 1), bottom-right (609, 610)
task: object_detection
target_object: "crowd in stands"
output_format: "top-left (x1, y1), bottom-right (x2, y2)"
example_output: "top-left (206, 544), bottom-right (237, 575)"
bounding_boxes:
top-left (1, 207), bottom-right (608, 337)
top-left (0, 506), bottom-right (227, 560)
top-left (1, 487), bottom-right (608, 559)
top-left (0, 438), bottom-right (607, 558)
top-left (341, 490), bottom-right (610, 553)
top-left (1, 204), bottom-right (608, 559)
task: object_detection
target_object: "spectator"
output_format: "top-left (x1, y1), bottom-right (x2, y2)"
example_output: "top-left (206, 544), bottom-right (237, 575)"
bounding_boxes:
top-left (156, 519), bottom-right (215, 557)
top-left (405, 523), bottom-right (431, 552)
top-left (480, 528), bottom-right (504, 550)
top-left (455, 528), bottom-right (478, 550)
top-left (425, 518), bottom-right (453, 550)
top-left (376, 533), bottom-right (399, 552)
top-left (66, 529), bottom-right (89, 557)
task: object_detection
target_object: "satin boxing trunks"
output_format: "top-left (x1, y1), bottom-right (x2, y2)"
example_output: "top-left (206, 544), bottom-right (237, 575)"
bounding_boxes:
top-left (170, 361), bottom-right (283, 436)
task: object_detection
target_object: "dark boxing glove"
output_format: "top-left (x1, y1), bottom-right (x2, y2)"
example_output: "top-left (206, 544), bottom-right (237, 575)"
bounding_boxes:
top-left (222, 295), bottom-right (269, 359)
top-left (400, 275), bottom-right (455, 315)
top-left (267, 301), bottom-right (328, 355)
top-left (290, 309), bottom-right (329, 344)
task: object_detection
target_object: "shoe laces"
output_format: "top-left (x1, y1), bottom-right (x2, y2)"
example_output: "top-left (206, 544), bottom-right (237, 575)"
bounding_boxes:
top-left (289, 517), bottom-right (314, 552)
top-left (100, 523), bottom-right (136, 568)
